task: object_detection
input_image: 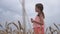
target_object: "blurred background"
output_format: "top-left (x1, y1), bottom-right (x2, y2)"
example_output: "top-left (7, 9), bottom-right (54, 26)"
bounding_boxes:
top-left (0, 0), bottom-right (60, 34)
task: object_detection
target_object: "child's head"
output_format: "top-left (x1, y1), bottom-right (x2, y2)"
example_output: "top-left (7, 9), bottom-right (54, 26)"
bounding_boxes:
top-left (35, 3), bottom-right (45, 18)
top-left (35, 3), bottom-right (43, 13)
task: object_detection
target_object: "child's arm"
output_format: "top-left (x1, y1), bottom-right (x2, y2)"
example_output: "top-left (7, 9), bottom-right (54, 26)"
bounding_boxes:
top-left (33, 20), bottom-right (43, 25)
top-left (31, 18), bottom-right (43, 25)
top-left (39, 15), bottom-right (44, 25)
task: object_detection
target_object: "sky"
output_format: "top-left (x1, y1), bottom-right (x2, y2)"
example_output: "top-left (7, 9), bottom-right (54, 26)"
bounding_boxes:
top-left (0, 0), bottom-right (60, 31)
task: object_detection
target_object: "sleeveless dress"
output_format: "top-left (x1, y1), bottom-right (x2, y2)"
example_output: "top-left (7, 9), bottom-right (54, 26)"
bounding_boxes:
top-left (33, 15), bottom-right (44, 34)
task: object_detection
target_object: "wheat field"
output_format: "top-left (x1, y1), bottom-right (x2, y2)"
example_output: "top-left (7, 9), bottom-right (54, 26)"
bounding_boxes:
top-left (0, 21), bottom-right (60, 34)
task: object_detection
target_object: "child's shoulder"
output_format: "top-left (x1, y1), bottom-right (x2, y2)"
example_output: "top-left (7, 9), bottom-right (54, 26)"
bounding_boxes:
top-left (38, 14), bottom-right (44, 19)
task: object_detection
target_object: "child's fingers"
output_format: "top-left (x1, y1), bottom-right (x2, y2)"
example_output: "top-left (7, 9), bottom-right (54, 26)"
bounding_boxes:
top-left (31, 18), bottom-right (33, 23)
top-left (31, 18), bottom-right (33, 20)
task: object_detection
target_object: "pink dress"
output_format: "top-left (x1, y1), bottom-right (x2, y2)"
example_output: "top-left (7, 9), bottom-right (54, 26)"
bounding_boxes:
top-left (33, 15), bottom-right (44, 34)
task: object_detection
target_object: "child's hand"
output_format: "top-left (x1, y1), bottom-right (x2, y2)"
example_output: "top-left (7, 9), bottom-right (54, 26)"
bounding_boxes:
top-left (31, 18), bottom-right (34, 23)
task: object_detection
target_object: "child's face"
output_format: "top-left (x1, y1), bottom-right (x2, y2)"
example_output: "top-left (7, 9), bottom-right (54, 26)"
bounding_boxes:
top-left (35, 7), bottom-right (41, 13)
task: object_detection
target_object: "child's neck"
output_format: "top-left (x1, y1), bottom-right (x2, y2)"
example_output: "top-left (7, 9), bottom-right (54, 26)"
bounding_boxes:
top-left (37, 12), bottom-right (41, 16)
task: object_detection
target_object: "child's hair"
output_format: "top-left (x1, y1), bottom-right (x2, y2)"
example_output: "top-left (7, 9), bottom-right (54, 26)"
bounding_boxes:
top-left (36, 3), bottom-right (45, 19)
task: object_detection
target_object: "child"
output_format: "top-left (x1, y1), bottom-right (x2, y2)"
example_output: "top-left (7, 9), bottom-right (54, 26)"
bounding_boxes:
top-left (31, 3), bottom-right (45, 34)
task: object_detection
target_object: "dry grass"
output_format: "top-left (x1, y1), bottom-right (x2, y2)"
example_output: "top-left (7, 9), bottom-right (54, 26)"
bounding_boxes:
top-left (0, 22), bottom-right (60, 34)
top-left (0, 21), bottom-right (23, 34)
top-left (45, 23), bottom-right (60, 34)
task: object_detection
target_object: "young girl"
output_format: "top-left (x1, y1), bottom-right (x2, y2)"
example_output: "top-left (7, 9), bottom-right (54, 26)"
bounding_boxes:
top-left (31, 3), bottom-right (45, 34)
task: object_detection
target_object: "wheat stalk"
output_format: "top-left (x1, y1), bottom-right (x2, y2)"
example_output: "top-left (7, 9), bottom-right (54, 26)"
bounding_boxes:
top-left (53, 23), bottom-right (59, 30)
top-left (0, 24), bottom-right (3, 28)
